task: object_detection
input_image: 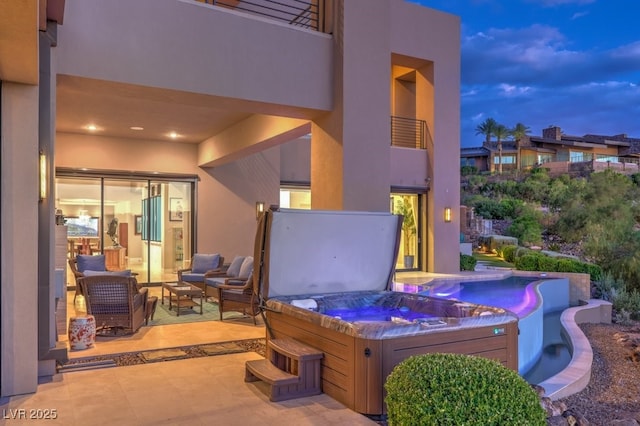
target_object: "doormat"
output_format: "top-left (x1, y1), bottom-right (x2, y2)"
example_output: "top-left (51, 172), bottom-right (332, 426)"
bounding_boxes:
top-left (58, 338), bottom-right (266, 372)
top-left (141, 348), bottom-right (189, 362)
top-left (200, 342), bottom-right (246, 356)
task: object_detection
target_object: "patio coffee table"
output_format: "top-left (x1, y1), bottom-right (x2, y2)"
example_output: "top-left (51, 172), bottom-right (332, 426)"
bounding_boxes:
top-left (161, 282), bottom-right (204, 316)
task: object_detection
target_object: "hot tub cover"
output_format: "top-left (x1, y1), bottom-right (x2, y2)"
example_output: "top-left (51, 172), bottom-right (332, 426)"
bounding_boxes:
top-left (254, 209), bottom-right (402, 299)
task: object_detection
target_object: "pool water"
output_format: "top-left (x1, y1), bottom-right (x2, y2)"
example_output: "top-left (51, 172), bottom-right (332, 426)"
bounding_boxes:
top-left (522, 310), bottom-right (572, 384)
top-left (324, 306), bottom-right (439, 322)
top-left (397, 276), bottom-right (540, 317)
top-left (394, 275), bottom-right (572, 385)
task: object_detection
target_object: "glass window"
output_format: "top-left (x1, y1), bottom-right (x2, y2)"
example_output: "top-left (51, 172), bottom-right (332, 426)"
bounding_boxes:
top-left (537, 154), bottom-right (553, 164)
top-left (569, 151), bottom-right (592, 162)
top-left (595, 154), bottom-right (619, 163)
top-left (280, 187), bottom-right (311, 209)
top-left (493, 155), bottom-right (515, 164)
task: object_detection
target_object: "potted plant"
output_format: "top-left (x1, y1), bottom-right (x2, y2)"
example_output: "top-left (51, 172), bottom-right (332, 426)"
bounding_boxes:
top-left (394, 196), bottom-right (417, 268)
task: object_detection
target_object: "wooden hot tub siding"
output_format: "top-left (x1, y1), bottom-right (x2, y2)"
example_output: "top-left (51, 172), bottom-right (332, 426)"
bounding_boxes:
top-left (266, 311), bottom-right (518, 416)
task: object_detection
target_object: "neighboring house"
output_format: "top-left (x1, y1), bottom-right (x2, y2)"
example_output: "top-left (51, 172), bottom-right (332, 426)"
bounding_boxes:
top-left (461, 143), bottom-right (518, 173)
top-left (462, 126), bottom-right (640, 175)
top-left (0, 0), bottom-right (461, 396)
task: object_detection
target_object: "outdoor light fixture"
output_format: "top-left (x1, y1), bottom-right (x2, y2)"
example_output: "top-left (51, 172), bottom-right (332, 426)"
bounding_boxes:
top-left (444, 207), bottom-right (452, 222)
top-left (39, 150), bottom-right (47, 201)
top-left (255, 201), bottom-right (265, 220)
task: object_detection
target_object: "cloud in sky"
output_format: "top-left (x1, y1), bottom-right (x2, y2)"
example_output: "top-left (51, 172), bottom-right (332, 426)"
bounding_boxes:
top-left (413, 0), bottom-right (640, 147)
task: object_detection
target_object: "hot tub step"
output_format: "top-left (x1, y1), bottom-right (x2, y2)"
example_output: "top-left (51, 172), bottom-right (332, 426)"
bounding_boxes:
top-left (245, 338), bottom-right (323, 402)
top-left (245, 359), bottom-right (300, 385)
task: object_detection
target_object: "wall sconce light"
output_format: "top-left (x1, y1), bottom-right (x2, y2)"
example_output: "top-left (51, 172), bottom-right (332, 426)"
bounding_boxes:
top-left (444, 207), bottom-right (452, 223)
top-left (255, 201), bottom-right (265, 220)
top-left (39, 150), bottom-right (47, 201)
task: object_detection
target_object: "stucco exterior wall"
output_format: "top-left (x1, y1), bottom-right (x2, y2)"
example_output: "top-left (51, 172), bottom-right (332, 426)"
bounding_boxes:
top-left (391, 3), bottom-right (461, 273)
top-left (56, 133), bottom-right (280, 258)
top-left (56, 0), bottom-right (333, 112)
top-left (1, 83), bottom-right (40, 396)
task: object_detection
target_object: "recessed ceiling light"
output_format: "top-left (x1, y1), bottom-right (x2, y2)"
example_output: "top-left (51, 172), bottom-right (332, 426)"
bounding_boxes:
top-left (86, 124), bottom-right (98, 132)
top-left (130, 126), bottom-right (144, 131)
top-left (169, 131), bottom-right (179, 139)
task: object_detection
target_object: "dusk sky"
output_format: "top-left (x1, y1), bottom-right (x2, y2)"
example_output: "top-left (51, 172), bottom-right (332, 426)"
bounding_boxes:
top-left (412, 0), bottom-right (640, 148)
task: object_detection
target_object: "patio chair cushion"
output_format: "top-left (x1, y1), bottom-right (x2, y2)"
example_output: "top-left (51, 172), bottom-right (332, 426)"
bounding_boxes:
top-left (83, 269), bottom-right (132, 277)
top-left (191, 253), bottom-right (221, 273)
top-left (205, 277), bottom-right (226, 287)
top-left (181, 272), bottom-right (209, 282)
top-left (76, 255), bottom-right (106, 272)
top-left (226, 256), bottom-right (246, 277)
top-left (238, 256), bottom-right (254, 279)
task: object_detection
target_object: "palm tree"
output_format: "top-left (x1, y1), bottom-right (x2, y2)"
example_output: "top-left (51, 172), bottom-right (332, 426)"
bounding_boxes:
top-left (475, 118), bottom-right (497, 146)
top-left (510, 122), bottom-right (531, 170)
top-left (493, 124), bottom-right (509, 174)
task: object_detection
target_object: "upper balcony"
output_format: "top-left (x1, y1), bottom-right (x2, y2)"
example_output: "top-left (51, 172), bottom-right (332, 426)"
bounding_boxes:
top-left (196, 0), bottom-right (332, 33)
top-left (391, 116), bottom-right (430, 149)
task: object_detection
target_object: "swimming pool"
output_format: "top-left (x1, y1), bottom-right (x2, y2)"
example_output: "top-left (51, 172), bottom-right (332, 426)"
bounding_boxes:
top-left (393, 275), bottom-right (571, 379)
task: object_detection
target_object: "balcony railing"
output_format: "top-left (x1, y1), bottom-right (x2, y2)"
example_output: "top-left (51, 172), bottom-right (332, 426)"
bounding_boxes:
top-left (201, 0), bottom-right (326, 32)
top-left (391, 116), bottom-right (429, 149)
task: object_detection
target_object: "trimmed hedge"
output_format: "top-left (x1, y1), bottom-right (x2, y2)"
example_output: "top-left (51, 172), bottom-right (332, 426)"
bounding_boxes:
top-left (503, 245), bottom-right (603, 280)
top-left (514, 253), bottom-right (541, 271)
top-left (537, 255), bottom-right (559, 272)
top-left (460, 253), bottom-right (477, 271)
top-left (385, 353), bottom-right (546, 425)
top-left (502, 245), bottom-right (518, 263)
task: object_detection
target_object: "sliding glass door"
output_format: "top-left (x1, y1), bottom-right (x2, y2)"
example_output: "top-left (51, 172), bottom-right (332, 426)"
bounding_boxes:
top-left (56, 171), bottom-right (195, 286)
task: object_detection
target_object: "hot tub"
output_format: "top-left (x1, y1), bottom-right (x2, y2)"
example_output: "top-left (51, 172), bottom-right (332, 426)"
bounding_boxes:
top-left (254, 209), bottom-right (519, 416)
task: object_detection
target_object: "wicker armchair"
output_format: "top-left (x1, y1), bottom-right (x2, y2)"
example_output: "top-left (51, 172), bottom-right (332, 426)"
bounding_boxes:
top-left (78, 275), bottom-right (149, 334)
top-left (69, 258), bottom-right (85, 303)
top-left (70, 255), bottom-right (131, 303)
top-left (217, 275), bottom-right (261, 325)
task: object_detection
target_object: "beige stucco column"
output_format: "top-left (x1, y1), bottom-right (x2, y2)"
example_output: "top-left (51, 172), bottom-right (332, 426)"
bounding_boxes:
top-left (310, 0), bottom-right (391, 213)
top-left (1, 82), bottom-right (40, 396)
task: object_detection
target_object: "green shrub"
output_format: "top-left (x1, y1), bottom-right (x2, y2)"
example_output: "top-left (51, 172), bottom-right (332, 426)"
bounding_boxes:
top-left (537, 255), bottom-right (559, 272)
top-left (460, 254), bottom-right (477, 271)
top-left (611, 288), bottom-right (640, 321)
top-left (507, 214), bottom-right (542, 246)
top-left (502, 245), bottom-right (517, 263)
top-left (593, 272), bottom-right (623, 301)
top-left (461, 165), bottom-right (478, 176)
top-left (515, 254), bottom-right (540, 271)
top-left (585, 263), bottom-right (603, 282)
top-left (556, 258), bottom-right (580, 273)
top-left (384, 353), bottom-right (546, 426)
top-left (515, 246), bottom-right (534, 259)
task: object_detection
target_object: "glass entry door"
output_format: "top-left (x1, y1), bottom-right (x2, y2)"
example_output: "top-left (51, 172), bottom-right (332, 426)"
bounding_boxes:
top-left (391, 193), bottom-right (420, 270)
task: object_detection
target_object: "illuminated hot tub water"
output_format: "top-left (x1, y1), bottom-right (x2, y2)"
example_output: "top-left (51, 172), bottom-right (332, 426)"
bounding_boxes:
top-left (392, 276), bottom-right (571, 382)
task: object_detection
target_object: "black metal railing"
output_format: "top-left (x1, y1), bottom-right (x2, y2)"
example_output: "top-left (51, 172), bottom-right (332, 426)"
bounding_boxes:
top-left (202, 0), bottom-right (325, 32)
top-left (391, 116), bottom-right (428, 149)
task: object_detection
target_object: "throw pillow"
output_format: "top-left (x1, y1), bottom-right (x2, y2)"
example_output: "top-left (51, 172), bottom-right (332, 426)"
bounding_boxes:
top-left (238, 256), bottom-right (254, 279)
top-left (226, 256), bottom-right (245, 277)
top-left (83, 269), bottom-right (132, 277)
top-left (191, 253), bottom-right (220, 274)
top-left (77, 255), bottom-right (106, 272)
